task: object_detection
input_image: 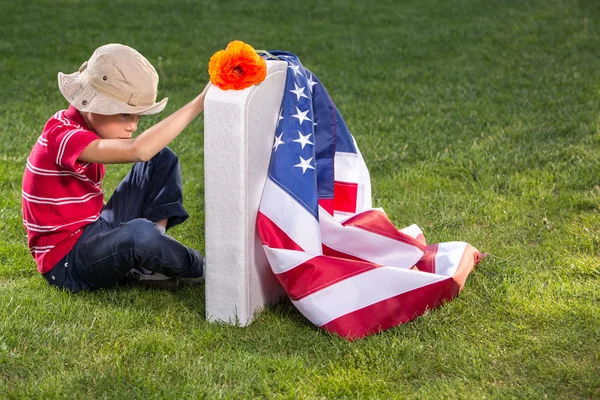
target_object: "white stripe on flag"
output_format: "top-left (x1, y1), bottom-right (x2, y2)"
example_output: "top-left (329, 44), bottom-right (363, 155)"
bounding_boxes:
top-left (400, 224), bottom-right (423, 239)
top-left (259, 179), bottom-right (322, 254)
top-left (319, 207), bottom-right (424, 268)
top-left (433, 242), bottom-right (468, 277)
top-left (334, 152), bottom-right (360, 183)
top-left (334, 208), bottom-right (383, 223)
top-left (333, 210), bottom-right (355, 222)
top-left (263, 247), bottom-right (316, 274)
top-left (353, 141), bottom-right (372, 212)
top-left (292, 266), bottom-right (449, 326)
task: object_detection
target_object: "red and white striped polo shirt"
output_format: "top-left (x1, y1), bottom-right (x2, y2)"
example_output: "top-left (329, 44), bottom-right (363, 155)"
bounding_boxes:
top-left (22, 106), bottom-right (105, 273)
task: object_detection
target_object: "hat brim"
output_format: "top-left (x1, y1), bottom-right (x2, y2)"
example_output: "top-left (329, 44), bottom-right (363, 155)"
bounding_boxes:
top-left (58, 72), bottom-right (168, 116)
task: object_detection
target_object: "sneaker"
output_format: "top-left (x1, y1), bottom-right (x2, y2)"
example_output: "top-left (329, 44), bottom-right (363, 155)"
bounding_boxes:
top-left (175, 256), bottom-right (205, 287)
top-left (125, 267), bottom-right (204, 290)
top-left (125, 267), bottom-right (179, 291)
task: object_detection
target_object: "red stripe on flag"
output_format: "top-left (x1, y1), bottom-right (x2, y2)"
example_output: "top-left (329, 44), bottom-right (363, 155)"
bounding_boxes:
top-left (256, 212), bottom-right (303, 251)
top-left (276, 255), bottom-right (378, 301)
top-left (318, 198), bottom-right (335, 216)
top-left (322, 244), bottom-right (369, 263)
top-left (334, 181), bottom-right (358, 213)
top-left (321, 277), bottom-right (460, 340)
top-left (342, 209), bottom-right (427, 250)
top-left (415, 244), bottom-right (438, 274)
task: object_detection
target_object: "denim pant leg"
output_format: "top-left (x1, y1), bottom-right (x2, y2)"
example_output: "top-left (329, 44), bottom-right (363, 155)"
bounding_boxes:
top-left (71, 218), bottom-right (204, 290)
top-left (46, 148), bottom-right (204, 292)
top-left (102, 147), bottom-right (190, 230)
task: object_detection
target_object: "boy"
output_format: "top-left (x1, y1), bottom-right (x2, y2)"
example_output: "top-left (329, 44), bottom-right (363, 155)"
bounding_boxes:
top-left (22, 43), bottom-right (209, 292)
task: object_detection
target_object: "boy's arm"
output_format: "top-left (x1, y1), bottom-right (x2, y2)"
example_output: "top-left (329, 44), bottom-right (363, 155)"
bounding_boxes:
top-left (78, 84), bottom-right (210, 164)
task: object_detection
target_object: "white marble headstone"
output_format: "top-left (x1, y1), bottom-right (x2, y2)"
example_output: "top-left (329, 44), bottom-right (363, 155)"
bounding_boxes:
top-left (204, 60), bottom-right (288, 325)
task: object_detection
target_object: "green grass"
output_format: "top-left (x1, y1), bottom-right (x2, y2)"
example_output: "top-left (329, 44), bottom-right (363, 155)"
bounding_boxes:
top-left (1, 0), bottom-right (599, 398)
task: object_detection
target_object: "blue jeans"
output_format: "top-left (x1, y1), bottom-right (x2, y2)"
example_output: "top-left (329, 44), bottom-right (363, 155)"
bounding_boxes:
top-left (43, 147), bottom-right (204, 292)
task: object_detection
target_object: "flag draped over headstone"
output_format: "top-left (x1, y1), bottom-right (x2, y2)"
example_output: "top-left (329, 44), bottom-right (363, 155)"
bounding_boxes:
top-left (257, 51), bottom-right (484, 340)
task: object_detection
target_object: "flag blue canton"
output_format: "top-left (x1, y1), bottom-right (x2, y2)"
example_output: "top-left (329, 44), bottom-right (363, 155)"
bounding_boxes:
top-left (262, 51), bottom-right (358, 220)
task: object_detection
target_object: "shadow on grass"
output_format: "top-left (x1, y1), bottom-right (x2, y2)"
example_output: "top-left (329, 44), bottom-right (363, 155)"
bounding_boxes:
top-left (70, 279), bottom-right (316, 331)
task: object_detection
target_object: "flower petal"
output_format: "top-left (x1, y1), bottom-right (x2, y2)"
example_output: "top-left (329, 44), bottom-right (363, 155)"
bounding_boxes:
top-left (208, 41), bottom-right (267, 90)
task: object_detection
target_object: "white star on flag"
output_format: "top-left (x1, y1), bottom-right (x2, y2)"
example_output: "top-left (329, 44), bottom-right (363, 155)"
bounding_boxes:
top-left (278, 108), bottom-right (284, 122)
top-left (293, 131), bottom-right (313, 149)
top-left (291, 107), bottom-right (312, 125)
top-left (289, 64), bottom-right (303, 76)
top-left (294, 156), bottom-right (315, 174)
top-left (307, 73), bottom-right (317, 92)
top-left (273, 132), bottom-right (285, 151)
top-left (289, 83), bottom-right (309, 101)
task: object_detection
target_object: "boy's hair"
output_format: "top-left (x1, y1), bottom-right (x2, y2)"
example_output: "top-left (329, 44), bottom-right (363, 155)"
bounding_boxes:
top-left (58, 43), bottom-right (168, 116)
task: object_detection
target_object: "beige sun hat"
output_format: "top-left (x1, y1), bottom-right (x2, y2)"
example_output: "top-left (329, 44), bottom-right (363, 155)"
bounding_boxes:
top-left (58, 43), bottom-right (168, 115)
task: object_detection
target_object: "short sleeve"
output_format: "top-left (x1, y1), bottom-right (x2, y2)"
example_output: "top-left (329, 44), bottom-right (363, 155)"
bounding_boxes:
top-left (46, 128), bottom-right (99, 172)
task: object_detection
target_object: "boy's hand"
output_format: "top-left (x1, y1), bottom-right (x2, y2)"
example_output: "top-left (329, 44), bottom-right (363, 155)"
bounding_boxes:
top-left (201, 81), bottom-right (212, 96)
top-left (195, 82), bottom-right (211, 104)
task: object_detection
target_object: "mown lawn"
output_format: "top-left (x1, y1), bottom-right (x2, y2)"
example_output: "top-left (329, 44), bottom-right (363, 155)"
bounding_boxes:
top-left (1, 0), bottom-right (599, 398)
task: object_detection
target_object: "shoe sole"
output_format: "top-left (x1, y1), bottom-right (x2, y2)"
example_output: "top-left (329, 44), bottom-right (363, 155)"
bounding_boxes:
top-left (135, 276), bottom-right (204, 291)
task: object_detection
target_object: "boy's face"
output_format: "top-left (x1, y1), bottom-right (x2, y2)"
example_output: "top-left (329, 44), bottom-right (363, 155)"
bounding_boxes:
top-left (84, 113), bottom-right (140, 139)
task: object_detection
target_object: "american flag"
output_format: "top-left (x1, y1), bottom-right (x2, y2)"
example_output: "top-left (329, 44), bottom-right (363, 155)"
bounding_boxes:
top-left (257, 51), bottom-right (484, 340)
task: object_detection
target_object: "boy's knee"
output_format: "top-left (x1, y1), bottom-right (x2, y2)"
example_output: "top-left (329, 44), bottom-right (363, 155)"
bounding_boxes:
top-left (153, 147), bottom-right (178, 165)
top-left (122, 218), bottom-right (163, 250)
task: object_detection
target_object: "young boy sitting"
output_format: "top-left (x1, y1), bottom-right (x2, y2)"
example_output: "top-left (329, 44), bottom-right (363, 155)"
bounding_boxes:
top-left (22, 43), bottom-right (209, 292)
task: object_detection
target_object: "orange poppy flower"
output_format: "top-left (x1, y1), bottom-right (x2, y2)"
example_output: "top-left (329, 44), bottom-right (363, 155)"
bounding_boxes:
top-left (208, 41), bottom-right (267, 90)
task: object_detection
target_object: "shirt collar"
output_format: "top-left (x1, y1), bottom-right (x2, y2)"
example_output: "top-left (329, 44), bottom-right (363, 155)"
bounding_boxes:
top-left (64, 105), bottom-right (91, 131)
